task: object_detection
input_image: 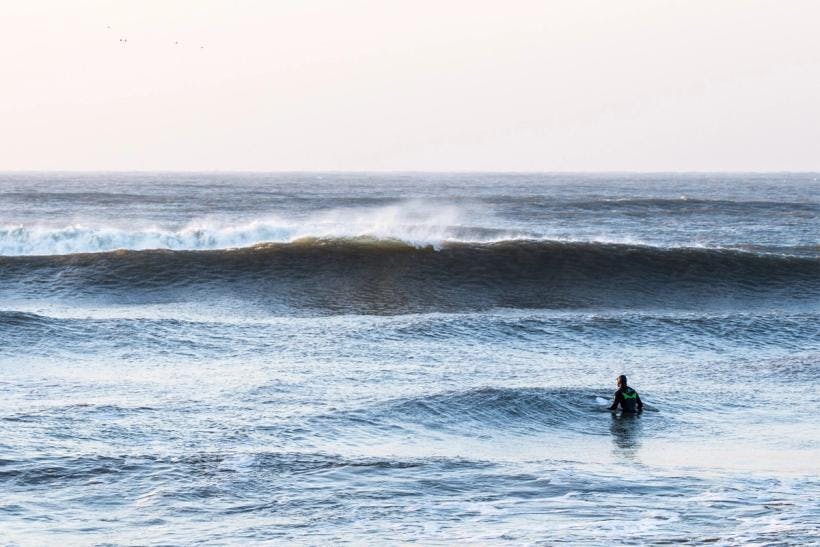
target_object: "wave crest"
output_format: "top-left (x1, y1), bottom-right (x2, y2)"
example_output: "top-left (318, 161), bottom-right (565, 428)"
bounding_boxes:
top-left (0, 204), bottom-right (531, 256)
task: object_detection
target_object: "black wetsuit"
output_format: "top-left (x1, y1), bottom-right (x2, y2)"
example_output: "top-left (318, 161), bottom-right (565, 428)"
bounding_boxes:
top-left (609, 386), bottom-right (643, 412)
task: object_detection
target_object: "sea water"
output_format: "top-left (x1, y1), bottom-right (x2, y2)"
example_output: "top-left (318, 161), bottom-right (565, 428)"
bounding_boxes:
top-left (1, 173), bottom-right (818, 544)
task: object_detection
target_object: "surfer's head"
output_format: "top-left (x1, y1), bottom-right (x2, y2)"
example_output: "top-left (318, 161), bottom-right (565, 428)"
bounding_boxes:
top-left (616, 375), bottom-right (627, 388)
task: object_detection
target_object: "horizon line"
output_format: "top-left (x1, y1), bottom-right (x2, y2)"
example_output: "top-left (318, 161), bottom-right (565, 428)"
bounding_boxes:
top-left (2, 169), bottom-right (819, 175)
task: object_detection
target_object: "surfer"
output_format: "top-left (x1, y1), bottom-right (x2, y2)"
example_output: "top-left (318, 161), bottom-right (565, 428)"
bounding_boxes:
top-left (609, 375), bottom-right (643, 413)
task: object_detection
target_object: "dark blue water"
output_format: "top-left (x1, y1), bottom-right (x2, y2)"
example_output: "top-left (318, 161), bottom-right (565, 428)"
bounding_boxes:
top-left (1, 173), bottom-right (818, 544)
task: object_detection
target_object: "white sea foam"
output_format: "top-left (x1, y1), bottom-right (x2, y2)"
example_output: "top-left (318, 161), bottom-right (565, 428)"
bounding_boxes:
top-left (0, 200), bottom-right (756, 257)
top-left (0, 202), bottom-right (526, 256)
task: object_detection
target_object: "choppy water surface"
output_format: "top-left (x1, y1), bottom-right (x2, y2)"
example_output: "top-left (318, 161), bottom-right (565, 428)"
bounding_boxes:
top-left (1, 173), bottom-right (818, 544)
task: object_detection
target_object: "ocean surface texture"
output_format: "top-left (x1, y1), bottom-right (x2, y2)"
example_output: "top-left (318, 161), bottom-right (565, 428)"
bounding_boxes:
top-left (1, 173), bottom-right (818, 544)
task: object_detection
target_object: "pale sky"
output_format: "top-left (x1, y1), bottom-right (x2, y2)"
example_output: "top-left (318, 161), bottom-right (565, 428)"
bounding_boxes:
top-left (1, 0), bottom-right (819, 171)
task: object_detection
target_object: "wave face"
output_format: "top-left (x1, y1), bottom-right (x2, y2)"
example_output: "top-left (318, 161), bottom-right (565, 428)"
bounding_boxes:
top-left (2, 239), bottom-right (817, 314)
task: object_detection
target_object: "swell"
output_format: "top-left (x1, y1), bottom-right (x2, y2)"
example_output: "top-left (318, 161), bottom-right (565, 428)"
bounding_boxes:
top-left (1, 239), bottom-right (817, 314)
top-left (0, 451), bottom-right (486, 489)
top-left (563, 197), bottom-right (820, 212)
top-left (346, 387), bottom-right (617, 435)
top-left (301, 387), bottom-right (672, 442)
top-left (3, 310), bottom-right (817, 360)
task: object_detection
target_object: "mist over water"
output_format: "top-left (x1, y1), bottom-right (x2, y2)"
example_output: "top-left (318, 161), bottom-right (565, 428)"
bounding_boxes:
top-left (1, 173), bottom-right (818, 544)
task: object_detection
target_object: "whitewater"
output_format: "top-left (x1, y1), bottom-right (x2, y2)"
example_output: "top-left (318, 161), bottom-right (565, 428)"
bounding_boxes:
top-left (1, 172), bottom-right (818, 544)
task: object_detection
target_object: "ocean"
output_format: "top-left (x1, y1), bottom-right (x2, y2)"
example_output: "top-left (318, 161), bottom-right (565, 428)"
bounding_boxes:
top-left (1, 172), bottom-right (818, 544)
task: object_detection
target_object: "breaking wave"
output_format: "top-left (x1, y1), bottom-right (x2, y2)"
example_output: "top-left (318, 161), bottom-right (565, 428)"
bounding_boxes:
top-left (0, 204), bottom-right (527, 256)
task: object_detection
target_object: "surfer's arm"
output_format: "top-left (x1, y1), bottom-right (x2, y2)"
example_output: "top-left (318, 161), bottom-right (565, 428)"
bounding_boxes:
top-left (636, 393), bottom-right (644, 411)
top-left (608, 392), bottom-right (621, 411)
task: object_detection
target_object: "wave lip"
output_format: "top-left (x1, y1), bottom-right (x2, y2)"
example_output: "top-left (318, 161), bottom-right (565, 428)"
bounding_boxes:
top-left (0, 203), bottom-right (526, 256)
top-left (3, 221), bottom-right (817, 259)
top-left (0, 224), bottom-right (534, 256)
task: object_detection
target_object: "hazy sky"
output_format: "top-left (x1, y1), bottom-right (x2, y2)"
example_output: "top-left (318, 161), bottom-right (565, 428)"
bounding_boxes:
top-left (2, 0), bottom-right (819, 171)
